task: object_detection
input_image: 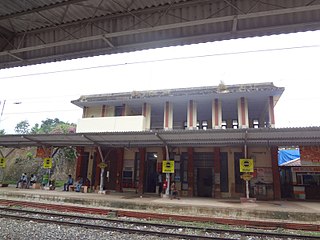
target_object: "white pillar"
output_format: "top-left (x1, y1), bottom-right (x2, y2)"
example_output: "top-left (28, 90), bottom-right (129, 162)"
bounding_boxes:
top-left (212, 98), bottom-right (222, 129)
top-left (163, 101), bottom-right (173, 130)
top-left (187, 100), bottom-right (197, 129)
top-left (268, 96), bottom-right (275, 128)
top-left (142, 103), bottom-right (151, 130)
top-left (237, 97), bottom-right (249, 128)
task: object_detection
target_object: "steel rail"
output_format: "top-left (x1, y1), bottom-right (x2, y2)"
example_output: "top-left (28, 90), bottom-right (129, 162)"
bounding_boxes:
top-left (0, 199), bottom-right (319, 231)
top-left (0, 211), bottom-right (229, 240)
top-left (0, 207), bottom-right (318, 240)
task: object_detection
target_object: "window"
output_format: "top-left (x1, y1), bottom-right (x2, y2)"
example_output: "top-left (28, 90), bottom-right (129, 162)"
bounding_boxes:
top-left (232, 119), bottom-right (238, 129)
top-left (221, 121), bottom-right (227, 129)
top-left (202, 120), bottom-right (208, 130)
top-left (253, 119), bottom-right (259, 128)
top-left (184, 121), bottom-right (187, 129)
top-left (115, 106), bottom-right (124, 116)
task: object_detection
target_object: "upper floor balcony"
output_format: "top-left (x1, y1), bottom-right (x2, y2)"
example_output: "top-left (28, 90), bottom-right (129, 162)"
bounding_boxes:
top-left (76, 115), bottom-right (146, 133)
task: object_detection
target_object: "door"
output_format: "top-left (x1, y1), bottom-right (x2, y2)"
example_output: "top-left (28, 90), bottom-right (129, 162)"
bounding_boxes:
top-left (197, 168), bottom-right (213, 197)
top-left (105, 150), bottom-right (117, 190)
top-left (144, 152), bottom-right (157, 193)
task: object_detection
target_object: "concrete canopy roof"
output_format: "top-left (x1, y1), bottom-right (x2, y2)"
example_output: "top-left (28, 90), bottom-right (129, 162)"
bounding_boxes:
top-left (1, 0), bottom-right (320, 69)
top-left (71, 82), bottom-right (284, 122)
top-left (1, 127), bottom-right (320, 149)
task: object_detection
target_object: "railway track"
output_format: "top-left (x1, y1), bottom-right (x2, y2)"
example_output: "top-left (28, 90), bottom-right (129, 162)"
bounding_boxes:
top-left (0, 198), bottom-right (319, 232)
top-left (0, 206), bottom-right (318, 240)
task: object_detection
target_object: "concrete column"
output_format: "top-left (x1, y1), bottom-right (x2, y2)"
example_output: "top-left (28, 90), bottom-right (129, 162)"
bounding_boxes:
top-left (142, 103), bottom-right (151, 130)
top-left (101, 105), bottom-right (106, 117)
top-left (268, 96), bottom-right (275, 128)
top-left (82, 107), bottom-right (88, 118)
top-left (163, 101), bottom-right (173, 130)
top-left (122, 104), bottom-right (127, 116)
top-left (187, 147), bottom-right (194, 197)
top-left (138, 148), bottom-right (146, 194)
top-left (95, 147), bottom-right (101, 190)
top-left (213, 147), bottom-right (221, 198)
top-left (75, 147), bottom-right (84, 178)
top-left (237, 97), bottom-right (249, 128)
top-left (212, 99), bottom-right (222, 129)
top-left (187, 100), bottom-right (197, 129)
top-left (271, 146), bottom-right (281, 200)
top-left (115, 148), bottom-right (124, 192)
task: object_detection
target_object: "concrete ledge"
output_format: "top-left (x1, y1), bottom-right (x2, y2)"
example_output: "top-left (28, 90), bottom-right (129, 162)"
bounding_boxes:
top-left (240, 197), bottom-right (256, 203)
top-left (0, 188), bottom-right (319, 224)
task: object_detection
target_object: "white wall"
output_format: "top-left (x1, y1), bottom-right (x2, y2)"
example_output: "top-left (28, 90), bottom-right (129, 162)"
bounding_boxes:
top-left (76, 116), bottom-right (146, 133)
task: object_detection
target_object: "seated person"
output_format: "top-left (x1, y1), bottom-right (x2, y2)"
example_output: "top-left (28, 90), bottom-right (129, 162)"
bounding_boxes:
top-left (29, 174), bottom-right (37, 187)
top-left (170, 181), bottom-right (180, 200)
top-left (16, 173), bottom-right (28, 188)
top-left (75, 176), bottom-right (83, 192)
top-left (63, 175), bottom-right (74, 191)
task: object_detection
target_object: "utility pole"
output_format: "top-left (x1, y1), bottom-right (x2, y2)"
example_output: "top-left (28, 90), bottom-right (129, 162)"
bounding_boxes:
top-left (0, 100), bottom-right (6, 120)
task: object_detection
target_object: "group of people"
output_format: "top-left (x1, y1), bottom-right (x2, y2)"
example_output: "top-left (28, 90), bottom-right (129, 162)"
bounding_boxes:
top-left (63, 175), bottom-right (90, 192)
top-left (16, 173), bottom-right (37, 188)
top-left (158, 173), bottom-right (180, 199)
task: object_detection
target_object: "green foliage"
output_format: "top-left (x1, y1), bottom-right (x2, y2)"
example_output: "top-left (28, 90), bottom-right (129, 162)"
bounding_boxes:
top-left (30, 123), bottom-right (40, 134)
top-left (17, 118), bottom-right (76, 135)
top-left (14, 120), bottom-right (30, 134)
top-left (26, 152), bottom-right (34, 160)
top-left (0, 129), bottom-right (5, 135)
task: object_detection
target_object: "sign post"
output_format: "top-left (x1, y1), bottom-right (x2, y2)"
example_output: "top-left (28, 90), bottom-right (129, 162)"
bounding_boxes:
top-left (240, 158), bottom-right (254, 199)
top-left (0, 157), bottom-right (5, 183)
top-left (98, 162), bottom-right (108, 193)
top-left (43, 157), bottom-right (52, 187)
top-left (162, 160), bottom-right (174, 196)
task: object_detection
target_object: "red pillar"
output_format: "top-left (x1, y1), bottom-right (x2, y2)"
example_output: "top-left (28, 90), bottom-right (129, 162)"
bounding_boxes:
top-left (187, 147), bottom-right (194, 197)
top-left (214, 147), bottom-right (221, 198)
top-left (138, 148), bottom-right (146, 194)
top-left (95, 147), bottom-right (101, 190)
top-left (75, 147), bottom-right (84, 178)
top-left (271, 146), bottom-right (281, 200)
top-left (115, 148), bottom-right (124, 192)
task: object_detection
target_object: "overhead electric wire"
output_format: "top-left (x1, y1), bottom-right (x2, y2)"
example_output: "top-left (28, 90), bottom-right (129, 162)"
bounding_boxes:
top-left (0, 44), bottom-right (319, 80)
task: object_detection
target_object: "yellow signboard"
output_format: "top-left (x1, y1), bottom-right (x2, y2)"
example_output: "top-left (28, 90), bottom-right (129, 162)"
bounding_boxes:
top-left (241, 173), bottom-right (253, 181)
top-left (43, 158), bottom-right (52, 169)
top-left (0, 158), bottom-right (6, 168)
top-left (240, 158), bottom-right (254, 172)
top-left (98, 162), bottom-right (108, 168)
top-left (162, 160), bottom-right (174, 173)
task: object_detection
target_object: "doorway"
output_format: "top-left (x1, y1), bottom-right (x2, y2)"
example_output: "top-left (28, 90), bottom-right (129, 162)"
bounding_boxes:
top-left (144, 152), bottom-right (157, 193)
top-left (197, 168), bottom-right (213, 197)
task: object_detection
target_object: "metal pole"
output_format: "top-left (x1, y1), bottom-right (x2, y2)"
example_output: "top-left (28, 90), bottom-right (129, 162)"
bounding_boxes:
top-left (244, 133), bottom-right (250, 199)
top-left (165, 145), bottom-right (170, 197)
top-left (246, 180), bottom-right (249, 199)
top-left (99, 167), bottom-right (104, 192)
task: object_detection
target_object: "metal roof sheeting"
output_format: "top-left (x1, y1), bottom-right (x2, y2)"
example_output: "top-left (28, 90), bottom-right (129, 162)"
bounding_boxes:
top-left (0, 0), bottom-right (320, 69)
top-left (1, 127), bottom-right (320, 148)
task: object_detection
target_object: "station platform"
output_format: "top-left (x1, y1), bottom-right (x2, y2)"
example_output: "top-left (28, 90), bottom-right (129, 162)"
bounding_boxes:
top-left (0, 185), bottom-right (319, 228)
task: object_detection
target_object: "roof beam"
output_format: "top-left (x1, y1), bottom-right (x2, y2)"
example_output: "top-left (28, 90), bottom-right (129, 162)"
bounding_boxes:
top-left (21, 135), bottom-right (50, 147)
top-left (1, 3), bottom-right (320, 57)
top-left (0, 0), bottom-right (88, 21)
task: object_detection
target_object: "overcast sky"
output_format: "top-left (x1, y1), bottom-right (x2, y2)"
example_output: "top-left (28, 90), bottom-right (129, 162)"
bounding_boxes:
top-left (0, 30), bottom-right (319, 134)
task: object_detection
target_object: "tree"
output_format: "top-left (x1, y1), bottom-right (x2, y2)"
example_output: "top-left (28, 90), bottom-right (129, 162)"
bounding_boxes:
top-left (0, 129), bottom-right (5, 135)
top-left (14, 120), bottom-right (30, 134)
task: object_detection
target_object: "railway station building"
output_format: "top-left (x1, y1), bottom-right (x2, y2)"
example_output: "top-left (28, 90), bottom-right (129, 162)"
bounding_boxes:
top-left (71, 82), bottom-right (285, 200)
